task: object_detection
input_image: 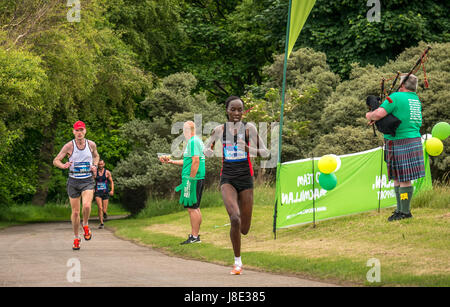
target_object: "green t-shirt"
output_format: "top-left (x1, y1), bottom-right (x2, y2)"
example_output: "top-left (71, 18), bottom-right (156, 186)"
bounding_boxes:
top-left (181, 136), bottom-right (206, 179)
top-left (380, 91), bottom-right (422, 140)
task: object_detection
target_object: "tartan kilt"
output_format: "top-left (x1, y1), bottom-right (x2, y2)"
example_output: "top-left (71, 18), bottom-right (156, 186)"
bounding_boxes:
top-left (384, 137), bottom-right (425, 182)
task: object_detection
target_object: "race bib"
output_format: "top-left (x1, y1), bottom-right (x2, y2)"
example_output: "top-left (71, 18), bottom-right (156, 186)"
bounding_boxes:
top-left (97, 182), bottom-right (108, 191)
top-left (224, 144), bottom-right (247, 162)
top-left (72, 162), bottom-right (91, 178)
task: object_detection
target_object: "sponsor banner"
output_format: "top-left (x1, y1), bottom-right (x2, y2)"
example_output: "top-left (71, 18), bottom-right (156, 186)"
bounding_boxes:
top-left (276, 147), bottom-right (432, 229)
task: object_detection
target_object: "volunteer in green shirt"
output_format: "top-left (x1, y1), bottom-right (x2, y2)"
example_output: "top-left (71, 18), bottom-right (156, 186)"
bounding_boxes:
top-left (366, 74), bottom-right (425, 221)
top-left (159, 121), bottom-right (205, 244)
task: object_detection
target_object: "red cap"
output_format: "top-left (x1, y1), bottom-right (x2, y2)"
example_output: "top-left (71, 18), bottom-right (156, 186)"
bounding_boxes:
top-left (73, 121), bottom-right (86, 130)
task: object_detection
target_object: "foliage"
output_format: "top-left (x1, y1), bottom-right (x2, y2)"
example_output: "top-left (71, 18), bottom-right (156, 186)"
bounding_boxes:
top-left (316, 42), bottom-right (449, 178)
top-left (0, 47), bottom-right (49, 160)
top-left (1, 0), bottom-right (449, 206)
top-left (103, 0), bottom-right (450, 96)
top-left (105, 0), bottom-right (184, 75)
top-left (244, 47), bottom-right (340, 161)
top-left (300, 0), bottom-right (450, 76)
top-left (113, 73), bottom-right (226, 214)
top-left (0, 0), bottom-right (151, 205)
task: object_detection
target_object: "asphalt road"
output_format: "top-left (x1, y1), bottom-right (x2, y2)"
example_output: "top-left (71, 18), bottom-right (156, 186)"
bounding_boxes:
top-left (0, 221), bottom-right (337, 287)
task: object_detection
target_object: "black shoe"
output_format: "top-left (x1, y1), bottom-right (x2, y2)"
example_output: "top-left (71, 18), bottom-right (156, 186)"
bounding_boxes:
top-left (180, 234), bottom-right (201, 245)
top-left (98, 223), bottom-right (104, 229)
top-left (400, 212), bottom-right (413, 220)
top-left (388, 211), bottom-right (401, 222)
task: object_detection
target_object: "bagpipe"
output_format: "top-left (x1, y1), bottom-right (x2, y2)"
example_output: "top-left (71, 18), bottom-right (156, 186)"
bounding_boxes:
top-left (366, 45), bottom-right (431, 137)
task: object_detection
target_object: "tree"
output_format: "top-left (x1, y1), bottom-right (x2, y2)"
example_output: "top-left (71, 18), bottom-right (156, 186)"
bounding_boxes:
top-left (0, 0), bottom-right (151, 205)
top-left (299, 0), bottom-right (450, 76)
top-left (316, 42), bottom-right (449, 179)
top-left (244, 47), bottom-right (340, 162)
top-left (113, 72), bottom-right (226, 214)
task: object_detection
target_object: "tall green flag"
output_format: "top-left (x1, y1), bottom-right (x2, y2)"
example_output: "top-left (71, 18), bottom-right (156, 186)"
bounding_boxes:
top-left (287, 0), bottom-right (316, 57)
top-left (274, 0), bottom-right (316, 238)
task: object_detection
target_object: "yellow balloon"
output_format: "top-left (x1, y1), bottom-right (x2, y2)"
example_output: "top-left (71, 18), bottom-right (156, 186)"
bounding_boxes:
top-left (425, 137), bottom-right (443, 156)
top-left (318, 155), bottom-right (338, 174)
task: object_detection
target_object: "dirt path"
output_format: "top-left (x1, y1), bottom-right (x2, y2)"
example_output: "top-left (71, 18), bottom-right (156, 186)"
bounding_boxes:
top-left (0, 221), bottom-right (337, 287)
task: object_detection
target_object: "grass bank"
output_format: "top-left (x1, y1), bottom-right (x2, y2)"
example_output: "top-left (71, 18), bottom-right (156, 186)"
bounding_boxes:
top-left (0, 202), bottom-right (128, 230)
top-left (108, 183), bottom-right (450, 287)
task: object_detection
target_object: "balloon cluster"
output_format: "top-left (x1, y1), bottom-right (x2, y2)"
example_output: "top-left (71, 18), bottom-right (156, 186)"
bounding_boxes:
top-left (317, 154), bottom-right (341, 191)
top-left (425, 122), bottom-right (450, 156)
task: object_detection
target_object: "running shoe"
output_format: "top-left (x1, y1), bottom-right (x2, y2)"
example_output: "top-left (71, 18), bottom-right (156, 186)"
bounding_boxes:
top-left (387, 211), bottom-right (401, 222)
top-left (180, 234), bottom-right (201, 245)
top-left (83, 225), bottom-right (92, 240)
top-left (230, 265), bottom-right (242, 275)
top-left (98, 223), bottom-right (104, 229)
top-left (103, 212), bottom-right (108, 220)
top-left (73, 238), bottom-right (81, 250)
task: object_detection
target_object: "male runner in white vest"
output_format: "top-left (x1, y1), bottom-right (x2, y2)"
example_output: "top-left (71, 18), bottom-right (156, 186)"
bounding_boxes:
top-left (53, 121), bottom-right (100, 250)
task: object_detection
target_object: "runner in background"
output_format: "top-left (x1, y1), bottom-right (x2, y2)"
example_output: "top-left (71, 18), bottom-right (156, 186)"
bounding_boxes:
top-left (94, 160), bottom-right (114, 229)
top-left (53, 121), bottom-right (100, 250)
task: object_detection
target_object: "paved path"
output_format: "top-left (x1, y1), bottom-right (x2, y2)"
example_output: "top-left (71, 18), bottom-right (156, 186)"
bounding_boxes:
top-left (0, 221), bottom-right (337, 287)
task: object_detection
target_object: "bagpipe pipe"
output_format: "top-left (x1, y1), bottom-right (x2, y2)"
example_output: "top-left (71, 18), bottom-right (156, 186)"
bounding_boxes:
top-left (366, 45), bottom-right (431, 137)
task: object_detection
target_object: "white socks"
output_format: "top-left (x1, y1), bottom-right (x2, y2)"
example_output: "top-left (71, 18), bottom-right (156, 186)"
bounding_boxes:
top-left (234, 257), bottom-right (242, 267)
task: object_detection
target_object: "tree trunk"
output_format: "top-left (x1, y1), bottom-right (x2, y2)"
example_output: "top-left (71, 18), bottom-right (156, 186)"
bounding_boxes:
top-left (31, 122), bottom-right (58, 206)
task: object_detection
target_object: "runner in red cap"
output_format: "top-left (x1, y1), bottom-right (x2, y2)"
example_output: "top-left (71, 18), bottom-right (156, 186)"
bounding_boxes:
top-left (53, 121), bottom-right (100, 250)
top-left (73, 121), bottom-right (85, 130)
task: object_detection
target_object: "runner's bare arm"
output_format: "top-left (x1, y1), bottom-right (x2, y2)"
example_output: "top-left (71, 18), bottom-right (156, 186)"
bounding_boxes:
top-left (203, 125), bottom-right (223, 157)
top-left (246, 123), bottom-right (270, 158)
top-left (53, 142), bottom-right (73, 169)
top-left (107, 170), bottom-right (114, 195)
top-left (89, 140), bottom-right (100, 171)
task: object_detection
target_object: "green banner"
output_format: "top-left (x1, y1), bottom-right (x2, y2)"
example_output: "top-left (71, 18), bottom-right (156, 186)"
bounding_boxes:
top-left (276, 147), bottom-right (432, 229)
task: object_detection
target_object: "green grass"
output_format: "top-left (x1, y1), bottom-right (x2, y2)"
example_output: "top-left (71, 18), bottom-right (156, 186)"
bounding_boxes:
top-left (108, 183), bottom-right (450, 287)
top-left (0, 201), bottom-right (129, 227)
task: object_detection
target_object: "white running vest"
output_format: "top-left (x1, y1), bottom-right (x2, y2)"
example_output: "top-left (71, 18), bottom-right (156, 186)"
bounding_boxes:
top-left (69, 139), bottom-right (93, 179)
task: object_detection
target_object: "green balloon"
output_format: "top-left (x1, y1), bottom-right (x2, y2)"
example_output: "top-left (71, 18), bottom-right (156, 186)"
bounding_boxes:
top-left (431, 122), bottom-right (450, 141)
top-left (319, 173), bottom-right (337, 191)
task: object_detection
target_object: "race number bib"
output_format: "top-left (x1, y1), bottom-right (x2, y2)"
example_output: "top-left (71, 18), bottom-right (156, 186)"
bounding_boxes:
top-left (96, 182), bottom-right (107, 191)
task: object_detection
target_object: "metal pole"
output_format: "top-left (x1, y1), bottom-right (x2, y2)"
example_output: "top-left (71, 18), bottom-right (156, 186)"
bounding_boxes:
top-left (312, 154), bottom-right (316, 228)
top-left (378, 146), bottom-right (384, 213)
top-left (273, 0), bottom-right (293, 239)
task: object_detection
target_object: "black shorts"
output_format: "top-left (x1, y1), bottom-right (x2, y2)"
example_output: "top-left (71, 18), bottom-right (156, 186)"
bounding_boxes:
top-left (220, 176), bottom-right (253, 193)
top-left (95, 191), bottom-right (110, 200)
top-left (186, 179), bottom-right (204, 209)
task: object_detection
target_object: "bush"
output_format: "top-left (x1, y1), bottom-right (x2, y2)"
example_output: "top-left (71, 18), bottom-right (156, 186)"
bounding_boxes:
top-left (113, 72), bottom-right (226, 214)
top-left (316, 42), bottom-right (449, 179)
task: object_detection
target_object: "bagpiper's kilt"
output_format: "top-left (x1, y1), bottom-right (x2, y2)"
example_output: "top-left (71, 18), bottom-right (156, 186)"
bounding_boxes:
top-left (384, 137), bottom-right (425, 182)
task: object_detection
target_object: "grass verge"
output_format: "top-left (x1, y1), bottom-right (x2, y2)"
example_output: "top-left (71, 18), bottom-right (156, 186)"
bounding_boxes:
top-left (108, 184), bottom-right (450, 287)
top-left (0, 201), bottom-right (128, 229)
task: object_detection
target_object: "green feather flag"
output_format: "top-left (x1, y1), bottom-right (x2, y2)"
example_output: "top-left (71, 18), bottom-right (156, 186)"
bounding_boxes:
top-left (287, 0), bottom-right (316, 57)
top-left (274, 0), bottom-right (316, 238)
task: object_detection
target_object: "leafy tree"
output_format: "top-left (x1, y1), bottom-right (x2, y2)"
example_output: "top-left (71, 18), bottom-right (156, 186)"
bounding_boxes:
top-left (0, 0), bottom-right (151, 205)
top-left (299, 0), bottom-right (450, 76)
top-left (244, 47), bottom-right (340, 162)
top-left (316, 42), bottom-right (449, 179)
top-left (113, 72), bottom-right (225, 213)
top-left (105, 0), bottom-right (184, 75)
